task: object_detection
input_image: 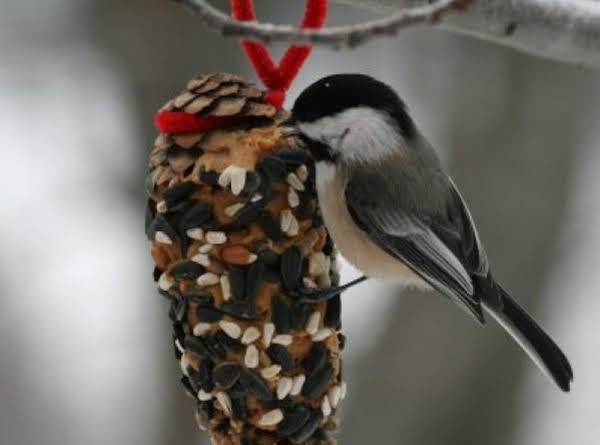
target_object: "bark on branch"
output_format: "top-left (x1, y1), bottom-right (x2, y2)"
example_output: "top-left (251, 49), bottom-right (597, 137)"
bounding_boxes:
top-left (173, 0), bottom-right (472, 48)
top-left (335, 0), bottom-right (600, 68)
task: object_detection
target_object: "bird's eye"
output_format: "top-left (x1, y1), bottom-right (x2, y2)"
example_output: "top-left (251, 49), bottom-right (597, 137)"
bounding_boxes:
top-left (324, 82), bottom-right (330, 88)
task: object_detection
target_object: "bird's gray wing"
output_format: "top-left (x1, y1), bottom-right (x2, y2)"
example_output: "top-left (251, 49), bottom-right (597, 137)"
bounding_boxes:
top-left (345, 172), bottom-right (486, 322)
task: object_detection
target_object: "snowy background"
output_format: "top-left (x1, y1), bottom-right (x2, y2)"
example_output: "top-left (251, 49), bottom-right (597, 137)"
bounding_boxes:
top-left (1, 1), bottom-right (599, 444)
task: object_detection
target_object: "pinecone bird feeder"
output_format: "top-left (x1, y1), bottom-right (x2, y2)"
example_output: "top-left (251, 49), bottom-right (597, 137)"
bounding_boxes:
top-left (146, 73), bottom-right (346, 445)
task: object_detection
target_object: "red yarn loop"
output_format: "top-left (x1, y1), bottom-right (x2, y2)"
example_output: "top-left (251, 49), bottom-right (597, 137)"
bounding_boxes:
top-left (155, 1), bottom-right (327, 134)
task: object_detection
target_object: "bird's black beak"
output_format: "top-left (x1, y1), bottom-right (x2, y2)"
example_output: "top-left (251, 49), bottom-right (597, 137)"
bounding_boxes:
top-left (281, 115), bottom-right (300, 138)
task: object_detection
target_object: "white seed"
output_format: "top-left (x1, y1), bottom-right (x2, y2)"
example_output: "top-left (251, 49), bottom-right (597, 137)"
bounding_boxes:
top-left (175, 339), bottom-right (185, 354)
top-left (218, 166), bottom-right (233, 188)
top-left (241, 326), bottom-right (261, 345)
top-left (262, 323), bottom-right (275, 347)
top-left (277, 377), bottom-right (293, 400)
top-left (216, 391), bottom-right (232, 416)
top-left (258, 409), bottom-right (284, 426)
top-left (287, 213), bottom-right (299, 236)
top-left (251, 193), bottom-right (263, 202)
top-left (158, 273), bottom-right (174, 291)
top-left (247, 253), bottom-right (258, 264)
top-left (290, 374), bottom-right (306, 396)
top-left (303, 277), bottom-right (317, 289)
top-left (230, 167), bottom-right (247, 196)
top-left (297, 164), bottom-right (309, 182)
top-left (191, 253), bottom-right (211, 267)
top-left (321, 396), bottom-right (332, 417)
top-left (312, 328), bottom-right (333, 342)
top-left (328, 386), bottom-right (341, 408)
top-left (186, 227), bottom-right (204, 241)
top-left (206, 231), bottom-right (227, 245)
top-left (309, 252), bottom-right (329, 276)
top-left (220, 274), bottom-right (231, 301)
top-left (219, 320), bottom-right (241, 339)
top-left (197, 389), bottom-right (213, 401)
top-left (340, 381), bottom-right (347, 399)
top-left (199, 244), bottom-right (213, 254)
top-left (180, 353), bottom-right (191, 377)
top-left (193, 322), bottom-right (212, 336)
top-left (280, 209), bottom-right (293, 233)
top-left (155, 231), bottom-right (173, 245)
top-left (272, 334), bottom-right (293, 346)
top-left (331, 257), bottom-right (341, 274)
top-left (261, 365), bottom-right (282, 380)
top-left (156, 200), bottom-right (168, 213)
top-left (288, 188), bottom-right (300, 208)
top-left (286, 172), bottom-right (305, 191)
top-left (197, 272), bottom-right (220, 287)
top-left (225, 202), bottom-right (244, 217)
top-left (244, 344), bottom-right (259, 368)
top-left (306, 312), bottom-right (321, 335)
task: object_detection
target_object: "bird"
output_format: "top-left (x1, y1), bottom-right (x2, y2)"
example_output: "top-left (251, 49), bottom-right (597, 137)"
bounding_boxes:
top-left (288, 73), bottom-right (573, 392)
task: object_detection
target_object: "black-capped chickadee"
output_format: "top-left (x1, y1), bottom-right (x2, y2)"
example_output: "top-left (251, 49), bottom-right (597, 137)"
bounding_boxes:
top-left (289, 73), bottom-right (573, 392)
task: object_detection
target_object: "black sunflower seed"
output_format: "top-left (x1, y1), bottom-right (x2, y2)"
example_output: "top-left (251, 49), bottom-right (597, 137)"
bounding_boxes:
top-left (324, 295), bottom-right (341, 330)
top-left (245, 262), bottom-right (265, 301)
top-left (289, 410), bottom-right (323, 444)
top-left (272, 296), bottom-right (291, 334)
top-left (180, 375), bottom-right (195, 397)
top-left (228, 267), bottom-right (246, 300)
top-left (144, 172), bottom-right (155, 197)
top-left (296, 195), bottom-right (316, 220)
top-left (231, 397), bottom-right (248, 421)
top-left (197, 401), bottom-right (214, 429)
top-left (338, 333), bottom-right (346, 350)
top-left (147, 214), bottom-right (178, 242)
top-left (196, 359), bottom-right (214, 392)
top-left (234, 200), bottom-right (267, 227)
top-left (241, 435), bottom-right (253, 445)
top-left (183, 335), bottom-right (211, 359)
top-left (258, 249), bottom-right (280, 267)
top-left (166, 199), bottom-right (195, 216)
top-left (196, 304), bottom-right (223, 323)
top-left (214, 330), bottom-right (243, 353)
top-left (213, 362), bottom-right (242, 390)
top-left (304, 343), bottom-right (328, 378)
top-left (259, 211), bottom-right (284, 242)
top-left (275, 147), bottom-right (307, 166)
top-left (302, 362), bottom-right (333, 399)
top-left (163, 182), bottom-right (196, 207)
top-left (170, 298), bottom-right (187, 323)
top-left (170, 261), bottom-right (205, 280)
top-left (267, 344), bottom-right (294, 371)
top-left (173, 322), bottom-right (186, 344)
top-left (204, 335), bottom-right (227, 360)
top-left (240, 370), bottom-right (273, 402)
top-left (220, 300), bottom-right (260, 320)
top-left (184, 290), bottom-right (213, 306)
top-left (227, 381), bottom-right (247, 399)
top-left (281, 246), bottom-right (302, 290)
top-left (152, 267), bottom-right (161, 282)
top-left (179, 202), bottom-right (211, 230)
top-left (145, 200), bottom-right (155, 234)
top-left (323, 235), bottom-right (334, 256)
top-left (264, 267), bottom-right (281, 283)
top-left (199, 169), bottom-right (219, 186)
top-left (239, 171), bottom-right (261, 197)
top-left (290, 302), bottom-right (311, 331)
top-left (278, 405), bottom-right (311, 438)
top-left (259, 156), bottom-right (287, 182)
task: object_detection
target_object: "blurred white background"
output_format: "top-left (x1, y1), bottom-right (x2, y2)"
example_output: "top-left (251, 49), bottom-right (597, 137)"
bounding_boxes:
top-left (1, 1), bottom-right (599, 444)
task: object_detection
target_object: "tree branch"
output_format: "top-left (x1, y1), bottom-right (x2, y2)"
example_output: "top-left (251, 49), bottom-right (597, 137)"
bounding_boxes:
top-left (173, 0), bottom-right (472, 48)
top-left (334, 0), bottom-right (600, 68)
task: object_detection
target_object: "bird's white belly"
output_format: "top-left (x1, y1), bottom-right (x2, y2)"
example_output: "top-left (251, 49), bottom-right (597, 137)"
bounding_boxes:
top-left (316, 163), bottom-right (428, 288)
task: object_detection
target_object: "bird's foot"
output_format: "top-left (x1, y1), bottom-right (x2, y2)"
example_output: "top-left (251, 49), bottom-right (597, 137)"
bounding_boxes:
top-left (290, 275), bottom-right (368, 301)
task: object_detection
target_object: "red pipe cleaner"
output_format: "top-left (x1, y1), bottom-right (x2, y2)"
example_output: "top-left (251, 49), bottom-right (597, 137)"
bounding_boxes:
top-left (156, 1), bottom-right (327, 134)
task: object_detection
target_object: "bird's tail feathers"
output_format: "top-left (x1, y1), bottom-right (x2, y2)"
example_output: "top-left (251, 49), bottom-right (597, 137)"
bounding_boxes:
top-left (481, 281), bottom-right (573, 392)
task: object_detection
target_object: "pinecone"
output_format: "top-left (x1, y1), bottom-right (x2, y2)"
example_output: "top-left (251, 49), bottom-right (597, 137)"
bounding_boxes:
top-left (146, 73), bottom-right (346, 445)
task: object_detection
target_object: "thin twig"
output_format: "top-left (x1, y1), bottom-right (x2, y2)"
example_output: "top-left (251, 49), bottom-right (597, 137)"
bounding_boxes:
top-left (173, 0), bottom-right (473, 48)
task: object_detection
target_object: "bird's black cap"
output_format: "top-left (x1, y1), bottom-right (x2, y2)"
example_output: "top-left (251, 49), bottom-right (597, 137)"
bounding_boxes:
top-left (291, 73), bottom-right (415, 139)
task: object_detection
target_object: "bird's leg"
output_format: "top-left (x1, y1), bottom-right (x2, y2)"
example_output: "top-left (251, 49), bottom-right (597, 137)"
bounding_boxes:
top-left (290, 275), bottom-right (368, 302)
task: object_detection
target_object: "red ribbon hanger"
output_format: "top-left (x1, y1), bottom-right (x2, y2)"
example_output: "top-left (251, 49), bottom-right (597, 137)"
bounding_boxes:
top-left (156, 0), bottom-right (328, 134)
